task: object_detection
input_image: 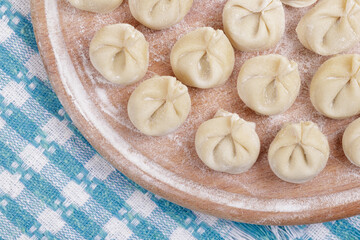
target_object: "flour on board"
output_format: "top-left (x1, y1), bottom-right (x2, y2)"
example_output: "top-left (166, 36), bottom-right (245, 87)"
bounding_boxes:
top-left (43, 0), bottom-right (360, 222)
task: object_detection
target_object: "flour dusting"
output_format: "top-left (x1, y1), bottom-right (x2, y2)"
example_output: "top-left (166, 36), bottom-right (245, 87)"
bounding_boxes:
top-left (42, 0), bottom-right (360, 224)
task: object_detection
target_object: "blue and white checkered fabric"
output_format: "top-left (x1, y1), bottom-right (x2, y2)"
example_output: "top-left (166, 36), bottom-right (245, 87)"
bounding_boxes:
top-left (0, 0), bottom-right (360, 239)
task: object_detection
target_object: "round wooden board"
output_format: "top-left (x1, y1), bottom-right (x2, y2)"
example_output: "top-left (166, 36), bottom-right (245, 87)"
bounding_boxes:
top-left (31, 0), bottom-right (360, 225)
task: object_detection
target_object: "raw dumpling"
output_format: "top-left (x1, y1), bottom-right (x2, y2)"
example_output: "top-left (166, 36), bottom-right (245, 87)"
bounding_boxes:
top-left (222, 0), bottom-right (285, 51)
top-left (343, 118), bottom-right (360, 167)
top-left (67, 0), bottom-right (123, 13)
top-left (127, 76), bottom-right (191, 136)
top-left (89, 23), bottom-right (149, 86)
top-left (237, 55), bottom-right (301, 116)
top-left (280, 0), bottom-right (317, 7)
top-left (128, 0), bottom-right (193, 30)
top-left (296, 0), bottom-right (360, 56)
top-left (268, 122), bottom-right (329, 184)
top-left (195, 110), bottom-right (260, 174)
top-left (170, 27), bottom-right (235, 89)
top-left (310, 54), bottom-right (360, 119)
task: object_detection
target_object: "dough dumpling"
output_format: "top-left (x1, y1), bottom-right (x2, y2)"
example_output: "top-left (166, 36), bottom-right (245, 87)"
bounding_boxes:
top-left (296, 0), bottom-right (360, 56)
top-left (268, 122), bottom-right (329, 184)
top-left (128, 76), bottom-right (191, 136)
top-left (128, 0), bottom-right (193, 30)
top-left (67, 0), bottom-right (123, 13)
top-left (195, 110), bottom-right (260, 174)
top-left (310, 54), bottom-right (360, 119)
top-left (89, 23), bottom-right (149, 86)
top-left (280, 0), bottom-right (317, 7)
top-left (343, 118), bottom-right (360, 167)
top-left (222, 0), bottom-right (285, 51)
top-left (237, 55), bottom-right (301, 116)
top-left (170, 27), bottom-right (235, 89)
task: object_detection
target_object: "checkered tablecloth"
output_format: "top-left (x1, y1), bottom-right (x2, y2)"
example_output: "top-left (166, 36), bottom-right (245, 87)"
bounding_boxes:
top-left (0, 0), bottom-right (360, 239)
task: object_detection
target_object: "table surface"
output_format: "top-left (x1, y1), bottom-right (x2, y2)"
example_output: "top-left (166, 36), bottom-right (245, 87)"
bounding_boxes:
top-left (0, 0), bottom-right (360, 239)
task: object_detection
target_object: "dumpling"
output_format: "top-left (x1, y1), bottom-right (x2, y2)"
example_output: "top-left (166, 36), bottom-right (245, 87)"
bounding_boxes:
top-left (343, 118), bottom-right (360, 167)
top-left (89, 23), bottom-right (149, 86)
top-left (296, 0), bottom-right (360, 56)
top-left (280, 0), bottom-right (317, 7)
top-left (195, 110), bottom-right (260, 174)
top-left (310, 54), bottom-right (360, 119)
top-left (237, 55), bottom-right (301, 116)
top-left (170, 27), bottom-right (235, 89)
top-left (128, 0), bottom-right (193, 30)
top-left (127, 76), bottom-right (191, 136)
top-left (268, 122), bottom-right (329, 184)
top-left (67, 0), bottom-right (123, 13)
top-left (222, 0), bottom-right (285, 51)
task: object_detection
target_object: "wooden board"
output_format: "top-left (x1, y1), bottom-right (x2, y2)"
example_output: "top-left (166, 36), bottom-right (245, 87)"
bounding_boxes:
top-left (30, 0), bottom-right (360, 225)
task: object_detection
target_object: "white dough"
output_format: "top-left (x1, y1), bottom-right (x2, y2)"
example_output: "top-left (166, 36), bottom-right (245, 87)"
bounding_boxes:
top-left (89, 23), bottom-right (149, 86)
top-left (67, 0), bottom-right (123, 13)
top-left (296, 0), bottom-right (360, 56)
top-left (237, 55), bottom-right (301, 116)
top-left (343, 118), bottom-right (360, 167)
top-left (281, 0), bottom-right (317, 7)
top-left (170, 27), bottom-right (235, 89)
top-left (195, 110), bottom-right (260, 174)
top-left (222, 0), bottom-right (285, 51)
top-left (128, 0), bottom-right (193, 30)
top-left (268, 122), bottom-right (329, 184)
top-left (127, 76), bottom-right (191, 136)
top-left (310, 54), bottom-right (360, 119)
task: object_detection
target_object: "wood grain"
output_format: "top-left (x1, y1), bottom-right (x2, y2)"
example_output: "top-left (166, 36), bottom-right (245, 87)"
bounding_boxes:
top-left (31, 0), bottom-right (360, 225)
